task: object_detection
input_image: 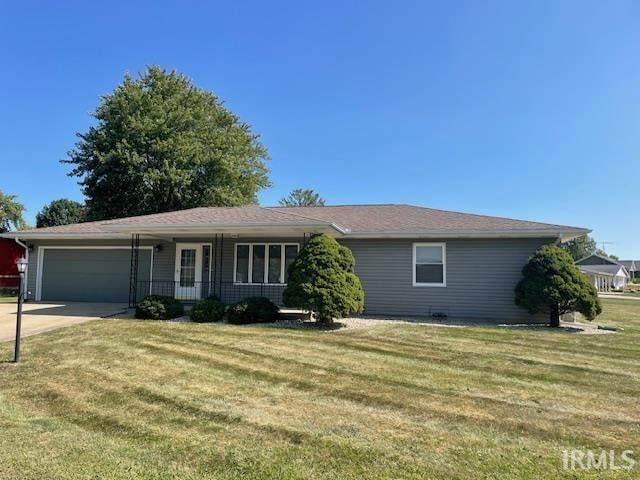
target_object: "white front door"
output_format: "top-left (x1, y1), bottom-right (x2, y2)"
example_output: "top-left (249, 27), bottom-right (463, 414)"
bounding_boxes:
top-left (175, 244), bottom-right (203, 300)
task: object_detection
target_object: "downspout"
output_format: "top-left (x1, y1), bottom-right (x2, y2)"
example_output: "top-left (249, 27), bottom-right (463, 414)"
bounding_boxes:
top-left (13, 238), bottom-right (28, 301)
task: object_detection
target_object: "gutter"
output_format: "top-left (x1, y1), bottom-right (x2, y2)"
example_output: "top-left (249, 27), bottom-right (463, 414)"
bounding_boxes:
top-left (340, 229), bottom-right (590, 241)
top-left (0, 232), bottom-right (131, 240)
top-left (13, 237), bottom-right (28, 253)
top-left (0, 228), bottom-right (588, 242)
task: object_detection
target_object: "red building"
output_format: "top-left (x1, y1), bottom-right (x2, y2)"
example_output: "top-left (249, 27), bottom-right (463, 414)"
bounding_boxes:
top-left (0, 238), bottom-right (25, 288)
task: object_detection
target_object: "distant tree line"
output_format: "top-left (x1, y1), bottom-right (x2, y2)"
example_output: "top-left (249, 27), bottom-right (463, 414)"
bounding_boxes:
top-left (560, 235), bottom-right (619, 261)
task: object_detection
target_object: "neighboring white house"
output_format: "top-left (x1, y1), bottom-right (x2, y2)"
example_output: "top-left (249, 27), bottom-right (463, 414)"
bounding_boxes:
top-left (619, 260), bottom-right (638, 280)
top-left (576, 253), bottom-right (631, 292)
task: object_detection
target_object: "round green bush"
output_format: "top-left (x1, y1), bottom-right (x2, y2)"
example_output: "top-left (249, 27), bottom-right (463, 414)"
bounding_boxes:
top-left (135, 295), bottom-right (184, 320)
top-left (227, 296), bottom-right (279, 325)
top-left (515, 245), bottom-right (602, 327)
top-left (283, 233), bottom-right (364, 324)
top-left (190, 296), bottom-right (225, 323)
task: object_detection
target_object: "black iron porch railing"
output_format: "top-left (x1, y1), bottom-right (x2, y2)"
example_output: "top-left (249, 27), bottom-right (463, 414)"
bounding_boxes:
top-left (132, 280), bottom-right (287, 306)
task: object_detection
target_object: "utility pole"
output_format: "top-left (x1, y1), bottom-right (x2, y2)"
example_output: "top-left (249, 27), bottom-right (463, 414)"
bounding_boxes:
top-left (599, 241), bottom-right (615, 254)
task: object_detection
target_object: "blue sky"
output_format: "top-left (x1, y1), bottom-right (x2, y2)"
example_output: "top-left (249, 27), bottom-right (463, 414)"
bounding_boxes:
top-left (0, 1), bottom-right (638, 257)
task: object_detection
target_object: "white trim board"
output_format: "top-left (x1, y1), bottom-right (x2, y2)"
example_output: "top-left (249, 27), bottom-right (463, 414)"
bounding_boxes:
top-left (233, 242), bottom-right (299, 285)
top-left (173, 243), bottom-right (212, 300)
top-left (412, 242), bottom-right (447, 287)
top-left (35, 246), bottom-right (154, 302)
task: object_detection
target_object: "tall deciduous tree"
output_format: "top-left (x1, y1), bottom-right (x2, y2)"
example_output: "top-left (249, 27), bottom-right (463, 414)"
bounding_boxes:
top-left (515, 245), bottom-right (601, 327)
top-left (64, 66), bottom-right (270, 220)
top-left (0, 191), bottom-right (26, 232)
top-left (36, 198), bottom-right (86, 228)
top-left (561, 235), bottom-right (620, 262)
top-left (560, 235), bottom-right (596, 261)
top-left (279, 188), bottom-right (325, 207)
top-left (597, 250), bottom-right (619, 261)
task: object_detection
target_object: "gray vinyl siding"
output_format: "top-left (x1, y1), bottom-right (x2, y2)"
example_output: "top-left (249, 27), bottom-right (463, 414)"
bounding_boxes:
top-left (25, 235), bottom-right (552, 323)
top-left (341, 237), bottom-right (553, 323)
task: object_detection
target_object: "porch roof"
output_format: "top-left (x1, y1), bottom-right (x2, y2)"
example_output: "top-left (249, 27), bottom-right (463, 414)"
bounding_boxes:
top-left (578, 264), bottom-right (628, 278)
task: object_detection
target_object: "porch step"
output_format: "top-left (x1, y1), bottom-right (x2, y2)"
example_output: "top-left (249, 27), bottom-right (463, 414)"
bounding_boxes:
top-left (278, 309), bottom-right (311, 321)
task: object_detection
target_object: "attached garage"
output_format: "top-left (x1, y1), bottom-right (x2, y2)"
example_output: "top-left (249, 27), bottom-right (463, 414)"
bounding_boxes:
top-left (37, 248), bottom-right (152, 302)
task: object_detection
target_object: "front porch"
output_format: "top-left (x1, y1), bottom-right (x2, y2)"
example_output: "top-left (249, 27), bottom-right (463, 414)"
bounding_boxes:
top-left (134, 279), bottom-right (288, 306)
top-left (127, 233), bottom-right (310, 307)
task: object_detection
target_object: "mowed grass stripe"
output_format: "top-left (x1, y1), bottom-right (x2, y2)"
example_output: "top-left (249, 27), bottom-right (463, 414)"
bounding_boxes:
top-left (158, 329), bottom-right (638, 417)
top-left (118, 334), bottom-right (634, 445)
top-left (0, 298), bottom-right (638, 479)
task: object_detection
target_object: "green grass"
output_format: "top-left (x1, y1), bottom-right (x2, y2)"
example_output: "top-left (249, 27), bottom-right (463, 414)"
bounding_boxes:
top-left (0, 296), bottom-right (17, 303)
top-left (0, 299), bottom-right (639, 479)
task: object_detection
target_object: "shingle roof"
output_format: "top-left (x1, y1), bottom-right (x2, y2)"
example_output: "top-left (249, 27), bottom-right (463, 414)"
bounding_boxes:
top-left (619, 260), bottom-right (638, 271)
top-left (11, 206), bottom-right (328, 235)
top-left (575, 253), bottom-right (621, 267)
top-left (273, 205), bottom-right (584, 234)
top-left (578, 264), bottom-right (629, 277)
top-left (5, 204), bottom-right (589, 239)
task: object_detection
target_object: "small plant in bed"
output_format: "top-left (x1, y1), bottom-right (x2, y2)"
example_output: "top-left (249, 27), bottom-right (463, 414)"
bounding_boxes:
top-left (190, 296), bottom-right (225, 323)
top-left (227, 296), bottom-right (279, 325)
top-left (135, 295), bottom-right (184, 320)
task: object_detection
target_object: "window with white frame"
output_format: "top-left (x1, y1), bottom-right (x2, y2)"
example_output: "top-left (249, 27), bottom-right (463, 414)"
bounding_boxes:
top-left (413, 243), bottom-right (446, 286)
top-left (234, 243), bottom-right (299, 284)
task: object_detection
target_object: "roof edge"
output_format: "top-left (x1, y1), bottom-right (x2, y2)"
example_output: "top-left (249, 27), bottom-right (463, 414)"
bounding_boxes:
top-left (1, 226), bottom-right (589, 241)
top-left (343, 228), bottom-right (589, 240)
top-left (574, 252), bottom-right (621, 266)
top-left (0, 232), bottom-right (131, 240)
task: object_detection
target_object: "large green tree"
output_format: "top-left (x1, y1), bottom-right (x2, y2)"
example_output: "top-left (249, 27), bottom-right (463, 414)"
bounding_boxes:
top-left (560, 235), bottom-right (596, 261)
top-left (283, 234), bottom-right (364, 324)
top-left (64, 66), bottom-right (270, 220)
top-left (36, 198), bottom-right (86, 228)
top-left (598, 250), bottom-right (619, 261)
top-left (279, 188), bottom-right (325, 207)
top-left (0, 191), bottom-right (26, 232)
top-left (515, 245), bottom-right (601, 327)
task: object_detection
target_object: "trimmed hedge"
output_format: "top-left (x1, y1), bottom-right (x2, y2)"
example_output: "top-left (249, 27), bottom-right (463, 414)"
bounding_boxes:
top-left (190, 296), bottom-right (225, 323)
top-left (227, 297), bottom-right (279, 325)
top-left (135, 295), bottom-right (184, 320)
top-left (283, 233), bottom-right (364, 324)
top-left (515, 245), bottom-right (601, 327)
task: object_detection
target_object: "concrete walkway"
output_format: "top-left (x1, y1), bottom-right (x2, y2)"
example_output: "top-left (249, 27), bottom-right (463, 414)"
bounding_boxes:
top-left (599, 293), bottom-right (640, 301)
top-left (0, 302), bottom-right (127, 342)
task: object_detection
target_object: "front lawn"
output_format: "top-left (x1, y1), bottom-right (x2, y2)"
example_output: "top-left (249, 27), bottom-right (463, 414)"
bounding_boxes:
top-left (0, 299), bottom-right (638, 479)
top-left (0, 296), bottom-right (17, 303)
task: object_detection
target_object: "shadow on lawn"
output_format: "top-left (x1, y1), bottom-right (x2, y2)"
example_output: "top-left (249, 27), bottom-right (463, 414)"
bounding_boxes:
top-left (261, 320), bottom-right (345, 331)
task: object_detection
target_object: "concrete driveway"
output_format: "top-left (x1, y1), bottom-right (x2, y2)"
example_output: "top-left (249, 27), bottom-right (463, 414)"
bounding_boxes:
top-left (0, 302), bottom-right (128, 342)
